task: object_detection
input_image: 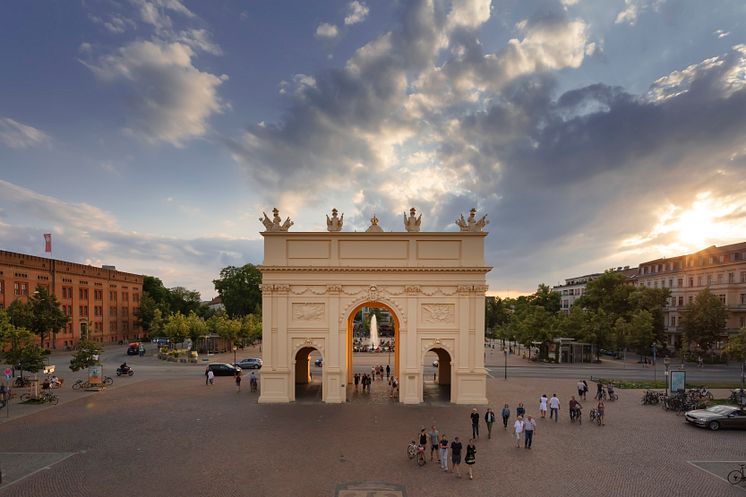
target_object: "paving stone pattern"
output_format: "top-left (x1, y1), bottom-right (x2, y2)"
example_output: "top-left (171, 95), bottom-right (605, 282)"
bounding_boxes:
top-left (0, 373), bottom-right (744, 497)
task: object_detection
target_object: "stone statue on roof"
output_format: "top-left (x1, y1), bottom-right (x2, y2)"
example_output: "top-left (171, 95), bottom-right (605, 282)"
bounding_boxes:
top-left (366, 214), bottom-right (384, 232)
top-left (456, 207), bottom-right (489, 232)
top-left (326, 208), bottom-right (344, 232)
top-left (260, 208), bottom-right (294, 232)
top-left (403, 207), bottom-right (421, 232)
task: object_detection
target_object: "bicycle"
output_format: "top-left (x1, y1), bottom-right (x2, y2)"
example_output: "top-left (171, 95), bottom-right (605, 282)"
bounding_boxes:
top-left (570, 407), bottom-right (582, 424)
top-left (607, 391), bottom-right (619, 401)
top-left (589, 408), bottom-right (602, 426)
top-left (728, 464), bottom-right (746, 485)
top-left (407, 441), bottom-right (426, 466)
top-left (19, 391), bottom-right (59, 405)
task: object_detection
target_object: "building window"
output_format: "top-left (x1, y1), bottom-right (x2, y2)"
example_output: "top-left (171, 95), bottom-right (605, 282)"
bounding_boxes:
top-left (133, 293), bottom-right (140, 303)
top-left (677, 278), bottom-right (683, 288)
top-left (741, 272), bottom-right (746, 283)
top-left (79, 288), bottom-right (89, 301)
top-left (122, 292), bottom-right (129, 302)
top-left (0, 281), bottom-right (3, 294)
top-left (689, 277), bottom-right (694, 287)
top-left (688, 296), bottom-right (693, 304)
top-left (111, 322), bottom-right (117, 333)
top-left (729, 272), bottom-right (735, 284)
top-left (678, 296), bottom-right (684, 306)
top-left (94, 306), bottom-right (102, 317)
top-left (121, 306), bottom-right (128, 317)
top-left (741, 317), bottom-right (746, 327)
top-left (109, 306), bottom-right (117, 317)
top-left (719, 294), bottom-right (726, 304)
top-left (671, 316), bottom-right (676, 327)
top-left (717, 274), bottom-right (723, 284)
top-left (95, 289), bottom-right (103, 301)
top-left (707, 275), bottom-right (712, 286)
top-left (109, 291), bottom-right (117, 301)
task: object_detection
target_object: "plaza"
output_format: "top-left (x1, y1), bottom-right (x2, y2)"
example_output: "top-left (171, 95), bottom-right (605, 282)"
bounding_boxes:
top-left (0, 346), bottom-right (744, 497)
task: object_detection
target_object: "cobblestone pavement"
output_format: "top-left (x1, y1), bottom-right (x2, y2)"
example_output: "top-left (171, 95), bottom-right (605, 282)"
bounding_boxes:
top-left (0, 372), bottom-right (744, 497)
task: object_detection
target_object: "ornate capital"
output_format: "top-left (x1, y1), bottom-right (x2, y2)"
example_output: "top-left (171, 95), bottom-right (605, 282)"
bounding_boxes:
top-left (273, 284), bottom-right (290, 295)
top-left (259, 284), bottom-right (274, 295)
top-left (457, 285), bottom-right (472, 296)
top-left (474, 284), bottom-right (489, 295)
top-left (326, 284), bottom-right (342, 295)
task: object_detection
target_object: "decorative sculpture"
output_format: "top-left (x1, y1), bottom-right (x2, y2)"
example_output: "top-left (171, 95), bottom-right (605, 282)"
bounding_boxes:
top-left (260, 208), bottom-right (294, 232)
top-left (366, 214), bottom-right (384, 233)
top-left (326, 208), bottom-right (344, 232)
top-left (456, 208), bottom-right (489, 232)
top-left (403, 207), bottom-right (422, 232)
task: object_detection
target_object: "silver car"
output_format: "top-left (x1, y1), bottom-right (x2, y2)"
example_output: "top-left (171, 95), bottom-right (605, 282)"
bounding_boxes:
top-left (685, 405), bottom-right (746, 431)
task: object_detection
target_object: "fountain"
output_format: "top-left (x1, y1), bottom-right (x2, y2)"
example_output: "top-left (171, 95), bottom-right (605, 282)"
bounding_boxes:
top-left (370, 314), bottom-right (379, 351)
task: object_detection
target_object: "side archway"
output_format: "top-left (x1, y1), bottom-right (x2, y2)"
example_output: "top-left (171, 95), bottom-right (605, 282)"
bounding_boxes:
top-left (423, 346), bottom-right (453, 403)
top-left (293, 346), bottom-right (323, 402)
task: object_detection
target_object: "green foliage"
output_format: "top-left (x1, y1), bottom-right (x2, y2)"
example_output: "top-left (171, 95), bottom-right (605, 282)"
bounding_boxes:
top-left (485, 297), bottom-right (510, 336)
top-left (240, 313), bottom-right (262, 346)
top-left (722, 327), bottom-right (746, 360)
top-left (186, 311), bottom-right (208, 350)
top-left (22, 286), bottom-right (68, 346)
top-left (212, 264), bottom-right (262, 318)
top-left (164, 312), bottom-right (190, 346)
top-left (680, 287), bottom-right (728, 352)
top-left (207, 311), bottom-right (241, 346)
top-left (134, 293), bottom-right (158, 332)
top-left (15, 343), bottom-right (49, 373)
top-left (0, 309), bottom-right (35, 367)
top-left (168, 287), bottom-right (204, 317)
top-left (6, 299), bottom-right (33, 329)
top-left (69, 339), bottom-right (102, 372)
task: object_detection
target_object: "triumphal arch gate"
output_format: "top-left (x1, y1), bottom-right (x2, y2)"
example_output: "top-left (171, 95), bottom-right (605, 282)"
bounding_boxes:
top-left (257, 208), bottom-right (491, 404)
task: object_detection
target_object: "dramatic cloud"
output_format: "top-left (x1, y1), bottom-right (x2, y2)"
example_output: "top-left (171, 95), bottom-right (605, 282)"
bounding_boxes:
top-left (615, 0), bottom-right (665, 26)
top-left (345, 1), bottom-right (370, 25)
top-left (0, 117), bottom-right (50, 149)
top-left (315, 23), bottom-right (339, 39)
top-left (0, 179), bottom-right (261, 298)
top-left (83, 40), bottom-right (227, 146)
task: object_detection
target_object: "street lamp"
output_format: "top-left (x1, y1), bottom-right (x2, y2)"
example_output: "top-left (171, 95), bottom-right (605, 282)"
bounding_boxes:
top-left (232, 345), bottom-right (237, 367)
top-left (664, 357), bottom-right (671, 397)
top-left (503, 347), bottom-right (508, 380)
top-left (652, 344), bottom-right (657, 384)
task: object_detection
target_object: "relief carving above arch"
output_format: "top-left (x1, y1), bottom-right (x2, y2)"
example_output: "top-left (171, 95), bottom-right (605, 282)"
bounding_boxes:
top-left (338, 293), bottom-right (407, 326)
top-left (291, 337), bottom-right (325, 357)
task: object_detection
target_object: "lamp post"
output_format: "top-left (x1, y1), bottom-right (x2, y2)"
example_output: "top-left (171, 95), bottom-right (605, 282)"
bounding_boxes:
top-left (503, 347), bottom-right (508, 380)
top-left (232, 345), bottom-right (237, 367)
top-left (652, 344), bottom-right (657, 384)
top-left (664, 357), bottom-right (671, 397)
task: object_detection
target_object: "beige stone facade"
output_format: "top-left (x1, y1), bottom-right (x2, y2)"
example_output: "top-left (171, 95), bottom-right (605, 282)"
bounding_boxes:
top-left (0, 250), bottom-right (143, 349)
top-left (258, 231), bottom-right (491, 404)
top-left (637, 242), bottom-right (746, 348)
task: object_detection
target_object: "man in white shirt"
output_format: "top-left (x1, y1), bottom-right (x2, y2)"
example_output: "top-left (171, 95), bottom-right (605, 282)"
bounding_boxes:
top-left (549, 393), bottom-right (560, 422)
top-left (513, 416), bottom-right (524, 448)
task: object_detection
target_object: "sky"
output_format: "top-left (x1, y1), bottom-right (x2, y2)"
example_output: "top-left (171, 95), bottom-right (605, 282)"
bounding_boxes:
top-left (1, 0), bottom-right (746, 300)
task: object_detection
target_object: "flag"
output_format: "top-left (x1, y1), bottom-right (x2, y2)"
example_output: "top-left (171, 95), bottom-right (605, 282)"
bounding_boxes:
top-left (44, 233), bottom-right (52, 253)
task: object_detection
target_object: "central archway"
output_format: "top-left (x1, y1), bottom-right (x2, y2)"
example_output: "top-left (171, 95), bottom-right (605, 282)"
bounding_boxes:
top-left (346, 301), bottom-right (400, 389)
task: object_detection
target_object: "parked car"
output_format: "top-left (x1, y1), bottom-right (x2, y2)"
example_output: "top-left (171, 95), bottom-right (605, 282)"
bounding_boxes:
top-left (314, 358), bottom-right (323, 367)
top-left (207, 363), bottom-right (241, 376)
top-left (235, 358), bottom-right (263, 370)
top-left (126, 342), bottom-right (141, 355)
top-left (151, 337), bottom-right (170, 347)
top-left (685, 405), bottom-right (746, 431)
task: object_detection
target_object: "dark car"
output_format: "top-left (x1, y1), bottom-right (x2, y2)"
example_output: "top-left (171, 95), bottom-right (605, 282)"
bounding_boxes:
top-left (126, 344), bottom-right (140, 356)
top-left (235, 358), bottom-right (263, 369)
top-left (207, 363), bottom-right (241, 376)
top-left (685, 405), bottom-right (746, 431)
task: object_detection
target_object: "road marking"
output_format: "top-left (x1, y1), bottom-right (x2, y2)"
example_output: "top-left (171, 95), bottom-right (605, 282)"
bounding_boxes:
top-left (0, 452), bottom-right (77, 490)
top-left (688, 460), bottom-right (746, 492)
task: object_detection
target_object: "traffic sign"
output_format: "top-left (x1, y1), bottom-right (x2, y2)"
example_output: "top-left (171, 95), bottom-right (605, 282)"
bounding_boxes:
top-left (3, 368), bottom-right (10, 376)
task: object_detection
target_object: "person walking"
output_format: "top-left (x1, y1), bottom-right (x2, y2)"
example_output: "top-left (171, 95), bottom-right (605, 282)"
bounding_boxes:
top-left (386, 364), bottom-right (390, 378)
top-left (539, 394), bottom-right (548, 419)
top-left (597, 399), bottom-right (605, 426)
top-left (235, 372), bottom-right (242, 392)
top-left (439, 433), bottom-right (450, 471)
top-left (470, 408), bottom-right (480, 439)
top-left (465, 439), bottom-right (477, 480)
top-left (354, 373), bottom-right (360, 391)
top-left (596, 382), bottom-right (604, 400)
top-left (429, 425), bottom-right (440, 462)
top-left (450, 436), bottom-right (462, 477)
top-left (513, 416), bottom-right (524, 448)
top-left (207, 369), bottom-right (215, 385)
top-left (501, 403), bottom-right (510, 429)
top-left (484, 408), bottom-right (496, 439)
top-left (577, 379), bottom-right (585, 399)
top-left (549, 393), bottom-right (560, 422)
top-left (205, 367), bottom-right (210, 385)
top-left (582, 380), bottom-right (589, 400)
top-left (516, 402), bottom-right (526, 418)
top-left (524, 415), bottom-right (536, 449)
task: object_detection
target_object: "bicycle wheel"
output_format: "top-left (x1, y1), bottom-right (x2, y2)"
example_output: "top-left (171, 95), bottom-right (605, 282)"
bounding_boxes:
top-left (49, 395), bottom-right (59, 405)
top-left (407, 445), bottom-right (416, 459)
top-left (417, 454), bottom-right (426, 466)
top-left (20, 393), bottom-right (31, 402)
top-left (727, 470), bottom-right (743, 485)
top-left (72, 381), bottom-right (82, 390)
top-left (104, 376), bottom-right (114, 386)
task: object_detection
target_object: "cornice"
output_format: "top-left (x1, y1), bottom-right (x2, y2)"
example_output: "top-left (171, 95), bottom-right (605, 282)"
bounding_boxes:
top-left (259, 265), bottom-right (492, 273)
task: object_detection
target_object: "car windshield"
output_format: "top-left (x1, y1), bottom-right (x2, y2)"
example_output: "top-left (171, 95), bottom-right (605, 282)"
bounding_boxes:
top-left (706, 406), bottom-right (733, 414)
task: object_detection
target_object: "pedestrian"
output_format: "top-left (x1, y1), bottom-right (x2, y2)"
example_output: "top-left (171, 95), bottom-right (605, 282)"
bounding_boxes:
top-left (250, 372), bottom-right (258, 392)
top-left (597, 399), bottom-right (605, 426)
top-left (501, 403), bottom-right (510, 429)
top-left (484, 408), bottom-right (496, 439)
top-left (465, 439), bottom-right (476, 479)
top-left (516, 402), bottom-right (525, 418)
top-left (204, 367), bottom-right (210, 385)
top-left (450, 436), bottom-right (462, 477)
top-left (513, 416), bottom-right (524, 448)
top-left (207, 369), bottom-right (215, 385)
top-left (524, 415), bottom-right (536, 449)
top-left (235, 372), bottom-right (241, 392)
top-left (439, 433), bottom-right (449, 471)
top-left (577, 379), bottom-right (585, 399)
top-left (354, 373), bottom-right (360, 391)
top-left (429, 425), bottom-right (440, 462)
top-left (470, 408), bottom-right (480, 439)
top-left (138, 344), bottom-right (145, 357)
top-left (697, 355), bottom-right (703, 368)
top-left (596, 382), bottom-right (603, 400)
top-left (549, 393), bottom-right (560, 422)
top-left (539, 394), bottom-right (548, 418)
top-left (582, 380), bottom-right (589, 400)
top-left (386, 364), bottom-right (390, 378)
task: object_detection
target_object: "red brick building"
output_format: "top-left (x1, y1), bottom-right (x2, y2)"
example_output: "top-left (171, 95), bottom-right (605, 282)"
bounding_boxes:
top-left (0, 250), bottom-right (144, 349)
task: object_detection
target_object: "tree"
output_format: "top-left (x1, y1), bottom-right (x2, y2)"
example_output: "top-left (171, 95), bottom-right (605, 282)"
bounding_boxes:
top-left (680, 288), bottom-right (728, 352)
top-left (186, 311), bottom-right (208, 351)
top-left (134, 293), bottom-right (158, 334)
top-left (213, 264), bottom-right (262, 318)
top-left (240, 314), bottom-right (262, 346)
top-left (164, 312), bottom-right (190, 347)
top-left (143, 276), bottom-right (172, 309)
top-left (69, 339), bottom-right (103, 372)
top-left (0, 309), bottom-right (34, 370)
top-left (485, 297), bottom-right (510, 336)
top-left (723, 327), bottom-right (746, 361)
top-left (168, 287), bottom-right (204, 316)
top-left (527, 283), bottom-right (561, 314)
top-left (6, 299), bottom-right (33, 330)
top-left (28, 286), bottom-right (68, 348)
top-left (207, 312), bottom-right (240, 348)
